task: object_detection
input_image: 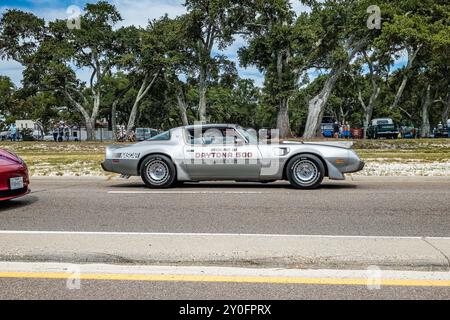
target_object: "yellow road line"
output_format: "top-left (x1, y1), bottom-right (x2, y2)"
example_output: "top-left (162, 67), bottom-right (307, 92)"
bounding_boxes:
top-left (0, 272), bottom-right (450, 287)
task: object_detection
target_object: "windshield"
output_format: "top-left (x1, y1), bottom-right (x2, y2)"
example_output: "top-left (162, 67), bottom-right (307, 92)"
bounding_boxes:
top-left (237, 127), bottom-right (258, 144)
top-left (147, 130), bottom-right (171, 141)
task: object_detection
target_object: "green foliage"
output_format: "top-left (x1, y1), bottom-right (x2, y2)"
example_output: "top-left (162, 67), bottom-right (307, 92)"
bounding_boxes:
top-left (0, 0), bottom-right (449, 135)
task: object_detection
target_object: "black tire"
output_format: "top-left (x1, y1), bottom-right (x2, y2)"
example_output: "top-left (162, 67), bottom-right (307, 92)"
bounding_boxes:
top-left (140, 155), bottom-right (176, 188)
top-left (286, 154), bottom-right (325, 190)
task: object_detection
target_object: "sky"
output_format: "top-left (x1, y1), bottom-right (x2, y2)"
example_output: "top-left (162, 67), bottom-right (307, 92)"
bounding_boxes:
top-left (0, 0), bottom-right (405, 88)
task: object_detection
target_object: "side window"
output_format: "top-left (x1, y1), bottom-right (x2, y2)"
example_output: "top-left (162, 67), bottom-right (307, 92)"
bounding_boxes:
top-left (224, 129), bottom-right (242, 145)
top-left (186, 130), bottom-right (205, 145)
top-left (186, 128), bottom-right (246, 145)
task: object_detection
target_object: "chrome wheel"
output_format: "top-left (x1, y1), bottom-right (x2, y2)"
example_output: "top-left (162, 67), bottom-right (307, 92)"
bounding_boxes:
top-left (146, 160), bottom-right (169, 184)
top-left (293, 160), bottom-right (319, 185)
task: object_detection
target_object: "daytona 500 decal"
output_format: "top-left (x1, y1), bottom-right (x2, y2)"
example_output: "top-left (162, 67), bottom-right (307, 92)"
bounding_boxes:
top-left (194, 152), bottom-right (254, 159)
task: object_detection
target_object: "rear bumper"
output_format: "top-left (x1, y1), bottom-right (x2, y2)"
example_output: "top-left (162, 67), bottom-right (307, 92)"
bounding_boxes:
top-left (101, 159), bottom-right (139, 176)
top-left (0, 187), bottom-right (30, 201)
top-left (101, 159), bottom-right (115, 173)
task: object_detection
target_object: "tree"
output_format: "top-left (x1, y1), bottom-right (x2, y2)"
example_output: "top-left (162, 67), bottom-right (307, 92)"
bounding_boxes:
top-left (354, 51), bottom-right (390, 137)
top-left (182, 0), bottom-right (247, 122)
top-left (239, 0), bottom-right (300, 138)
top-left (0, 2), bottom-right (124, 140)
top-left (116, 23), bottom-right (169, 134)
top-left (302, 0), bottom-right (380, 138)
top-left (0, 76), bottom-right (16, 117)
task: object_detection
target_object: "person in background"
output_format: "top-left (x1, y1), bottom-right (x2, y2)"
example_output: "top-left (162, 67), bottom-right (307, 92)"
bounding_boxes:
top-left (447, 119), bottom-right (450, 138)
top-left (58, 121), bottom-right (64, 142)
top-left (9, 123), bottom-right (17, 141)
top-left (339, 123), bottom-right (343, 139)
top-left (400, 125), bottom-right (405, 139)
top-left (64, 123), bottom-right (70, 141)
top-left (344, 122), bottom-right (350, 139)
top-left (53, 123), bottom-right (59, 142)
top-left (333, 122), bottom-right (339, 139)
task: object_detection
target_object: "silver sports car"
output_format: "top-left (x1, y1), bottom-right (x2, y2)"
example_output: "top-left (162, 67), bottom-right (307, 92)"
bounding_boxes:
top-left (102, 124), bottom-right (364, 189)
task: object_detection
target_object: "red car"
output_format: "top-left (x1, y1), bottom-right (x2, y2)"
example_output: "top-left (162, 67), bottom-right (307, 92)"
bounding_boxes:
top-left (0, 149), bottom-right (30, 201)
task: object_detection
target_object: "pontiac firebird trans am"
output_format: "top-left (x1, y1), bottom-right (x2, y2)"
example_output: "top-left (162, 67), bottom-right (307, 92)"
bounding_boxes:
top-left (102, 124), bottom-right (365, 189)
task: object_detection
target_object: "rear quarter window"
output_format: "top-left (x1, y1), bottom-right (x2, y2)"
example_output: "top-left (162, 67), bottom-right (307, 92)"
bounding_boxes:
top-left (147, 130), bottom-right (171, 141)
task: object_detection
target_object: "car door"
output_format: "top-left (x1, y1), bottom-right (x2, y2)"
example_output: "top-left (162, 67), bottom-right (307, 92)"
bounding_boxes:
top-left (184, 128), bottom-right (262, 180)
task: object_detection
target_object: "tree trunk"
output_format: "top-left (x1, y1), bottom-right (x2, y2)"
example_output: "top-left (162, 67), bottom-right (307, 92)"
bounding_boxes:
top-left (303, 65), bottom-right (345, 138)
top-left (176, 86), bottom-right (189, 126)
top-left (126, 71), bottom-right (159, 133)
top-left (126, 93), bottom-right (142, 133)
top-left (111, 100), bottom-right (118, 141)
top-left (359, 87), bottom-right (380, 139)
top-left (198, 65), bottom-right (208, 123)
top-left (303, 39), bottom-right (367, 138)
top-left (421, 85), bottom-right (432, 138)
top-left (276, 97), bottom-right (290, 138)
top-left (391, 75), bottom-right (408, 111)
top-left (442, 93), bottom-right (450, 125)
top-left (391, 45), bottom-right (421, 110)
top-left (85, 117), bottom-right (96, 141)
top-left (64, 90), bottom-right (97, 141)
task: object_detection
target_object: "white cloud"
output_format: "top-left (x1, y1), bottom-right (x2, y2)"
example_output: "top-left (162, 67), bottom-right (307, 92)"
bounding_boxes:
top-left (0, 0), bottom-right (309, 87)
top-left (112, 0), bottom-right (186, 27)
top-left (0, 59), bottom-right (25, 87)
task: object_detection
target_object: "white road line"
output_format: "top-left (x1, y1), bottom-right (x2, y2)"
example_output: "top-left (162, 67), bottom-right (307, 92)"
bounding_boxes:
top-left (0, 230), bottom-right (449, 240)
top-left (107, 191), bottom-right (268, 194)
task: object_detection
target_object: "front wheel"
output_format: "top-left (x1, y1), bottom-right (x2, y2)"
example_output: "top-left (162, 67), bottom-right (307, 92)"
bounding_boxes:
top-left (140, 155), bottom-right (176, 188)
top-left (286, 155), bottom-right (325, 189)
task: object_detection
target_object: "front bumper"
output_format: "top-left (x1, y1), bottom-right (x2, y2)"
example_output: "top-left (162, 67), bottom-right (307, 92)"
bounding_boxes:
top-left (346, 160), bottom-right (365, 173)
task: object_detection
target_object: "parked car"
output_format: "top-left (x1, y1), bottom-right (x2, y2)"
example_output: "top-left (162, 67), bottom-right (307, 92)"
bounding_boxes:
top-left (320, 116), bottom-right (336, 138)
top-left (367, 118), bottom-right (399, 139)
top-left (0, 149), bottom-right (30, 201)
top-left (0, 131), bottom-right (10, 141)
top-left (135, 128), bottom-right (161, 141)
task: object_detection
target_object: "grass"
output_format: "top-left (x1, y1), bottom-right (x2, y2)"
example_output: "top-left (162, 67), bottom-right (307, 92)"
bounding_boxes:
top-left (1, 142), bottom-right (116, 176)
top-left (1, 139), bottom-right (449, 176)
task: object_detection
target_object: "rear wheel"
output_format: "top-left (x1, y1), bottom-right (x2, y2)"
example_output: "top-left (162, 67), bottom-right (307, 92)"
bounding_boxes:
top-left (286, 155), bottom-right (325, 189)
top-left (140, 155), bottom-right (176, 188)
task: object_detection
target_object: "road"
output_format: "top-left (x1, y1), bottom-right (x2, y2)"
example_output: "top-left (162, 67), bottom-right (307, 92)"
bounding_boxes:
top-left (0, 176), bottom-right (449, 300)
top-left (3, 278), bottom-right (450, 300)
top-left (0, 263), bottom-right (449, 300)
top-left (1, 176), bottom-right (449, 236)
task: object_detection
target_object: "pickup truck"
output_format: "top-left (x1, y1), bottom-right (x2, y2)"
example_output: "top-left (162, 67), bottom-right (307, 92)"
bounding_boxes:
top-left (367, 118), bottom-right (399, 139)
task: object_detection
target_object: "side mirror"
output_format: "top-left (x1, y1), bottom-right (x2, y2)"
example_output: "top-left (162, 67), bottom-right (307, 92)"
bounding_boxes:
top-left (235, 137), bottom-right (245, 146)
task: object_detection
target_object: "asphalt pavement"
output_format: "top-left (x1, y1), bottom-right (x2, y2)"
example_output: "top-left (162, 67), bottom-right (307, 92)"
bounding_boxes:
top-left (0, 176), bottom-right (449, 236)
top-left (3, 277), bottom-right (450, 300)
top-left (1, 176), bottom-right (449, 300)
